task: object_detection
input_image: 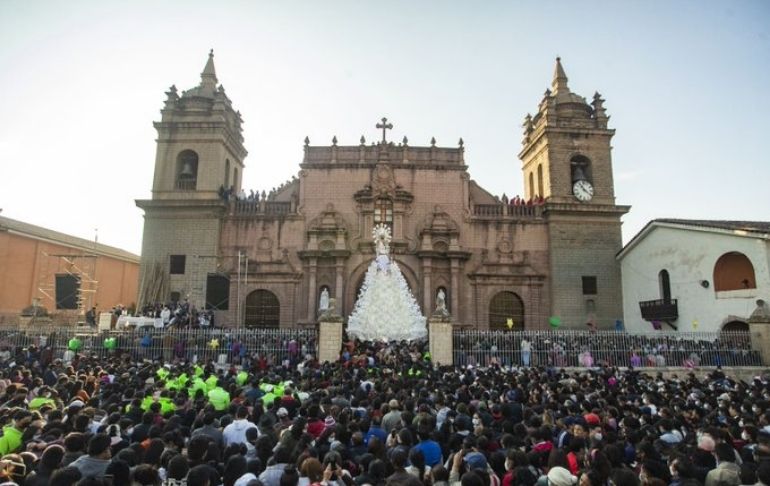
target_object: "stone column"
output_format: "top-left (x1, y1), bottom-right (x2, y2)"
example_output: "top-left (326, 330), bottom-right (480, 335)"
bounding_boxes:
top-left (335, 259), bottom-right (344, 309)
top-left (318, 320), bottom-right (343, 364)
top-left (749, 299), bottom-right (770, 365)
top-left (429, 315), bottom-right (453, 366)
top-left (450, 258), bottom-right (460, 322)
top-left (317, 302), bottom-right (344, 364)
top-left (307, 258), bottom-right (317, 322)
top-left (422, 258), bottom-right (432, 315)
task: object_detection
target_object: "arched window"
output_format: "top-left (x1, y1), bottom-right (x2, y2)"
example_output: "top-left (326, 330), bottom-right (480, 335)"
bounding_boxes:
top-left (224, 159), bottom-right (230, 187)
top-left (658, 269), bottom-right (671, 301)
top-left (374, 198), bottom-right (393, 231)
top-left (537, 164), bottom-right (544, 198)
top-left (529, 172), bottom-right (535, 200)
top-left (489, 291), bottom-right (525, 330)
top-left (570, 155), bottom-right (593, 186)
top-left (233, 168), bottom-right (239, 190)
top-left (176, 150), bottom-right (199, 190)
top-left (714, 252), bottom-right (756, 291)
top-left (244, 289), bottom-right (280, 328)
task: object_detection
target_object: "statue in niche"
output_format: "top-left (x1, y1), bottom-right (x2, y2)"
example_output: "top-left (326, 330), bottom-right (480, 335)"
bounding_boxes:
top-left (319, 288), bottom-right (330, 312)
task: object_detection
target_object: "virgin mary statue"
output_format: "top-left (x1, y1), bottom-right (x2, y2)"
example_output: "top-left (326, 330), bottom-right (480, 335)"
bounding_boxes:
top-left (347, 224), bottom-right (427, 342)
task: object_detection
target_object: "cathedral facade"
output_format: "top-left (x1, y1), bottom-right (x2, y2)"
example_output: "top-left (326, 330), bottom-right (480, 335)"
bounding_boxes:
top-left (136, 53), bottom-right (629, 330)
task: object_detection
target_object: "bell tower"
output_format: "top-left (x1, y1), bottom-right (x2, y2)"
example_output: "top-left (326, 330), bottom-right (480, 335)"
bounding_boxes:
top-left (136, 51), bottom-right (247, 309)
top-left (520, 58), bottom-right (629, 329)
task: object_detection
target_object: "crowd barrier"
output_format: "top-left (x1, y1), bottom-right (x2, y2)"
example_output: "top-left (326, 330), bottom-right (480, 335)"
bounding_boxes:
top-left (452, 329), bottom-right (761, 368)
top-left (0, 327), bottom-right (318, 366)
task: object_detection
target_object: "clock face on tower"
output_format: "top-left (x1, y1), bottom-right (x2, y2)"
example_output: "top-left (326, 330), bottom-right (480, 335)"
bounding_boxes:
top-left (572, 180), bottom-right (594, 202)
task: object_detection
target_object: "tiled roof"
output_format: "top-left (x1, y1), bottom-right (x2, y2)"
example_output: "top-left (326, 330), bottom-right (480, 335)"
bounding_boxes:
top-left (0, 215), bottom-right (139, 263)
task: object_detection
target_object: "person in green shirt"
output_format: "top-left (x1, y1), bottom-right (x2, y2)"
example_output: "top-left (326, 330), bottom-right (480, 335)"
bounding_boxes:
top-left (208, 382), bottom-right (231, 412)
top-left (188, 377), bottom-right (207, 399)
top-left (0, 411), bottom-right (30, 455)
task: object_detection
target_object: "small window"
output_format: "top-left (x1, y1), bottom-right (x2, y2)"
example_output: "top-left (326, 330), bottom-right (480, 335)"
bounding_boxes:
top-left (374, 198), bottom-right (393, 231)
top-left (659, 269), bottom-right (671, 301)
top-left (55, 274), bottom-right (80, 310)
top-left (582, 276), bottom-right (597, 295)
top-left (169, 255), bottom-right (186, 275)
top-left (529, 172), bottom-right (535, 199)
top-left (537, 164), bottom-right (544, 197)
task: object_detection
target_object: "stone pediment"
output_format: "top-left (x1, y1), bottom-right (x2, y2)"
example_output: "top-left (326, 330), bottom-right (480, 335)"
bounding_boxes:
top-left (416, 206), bottom-right (462, 255)
top-left (307, 203), bottom-right (348, 233)
top-left (468, 249), bottom-right (544, 282)
top-left (303, 204), bottom-right (351, 257)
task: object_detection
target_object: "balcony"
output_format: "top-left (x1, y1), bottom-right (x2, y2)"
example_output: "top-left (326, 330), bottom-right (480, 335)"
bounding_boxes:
top-left (639, 299), bottom-right (678, 321)
top-left (232, 200), bottom-right (293, 217)
top-left (175, 179), bottom-right (197, 191)
top-left (472, 204), bottom-right (543, 220)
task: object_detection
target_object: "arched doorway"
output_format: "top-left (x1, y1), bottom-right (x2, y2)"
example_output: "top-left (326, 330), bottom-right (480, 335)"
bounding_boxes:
top-left (244, 289), bottom-right (280, 328)
top-left (722, 320), bottom-right (749, 333)
top-left (489, 291), bottom-right (525, 330)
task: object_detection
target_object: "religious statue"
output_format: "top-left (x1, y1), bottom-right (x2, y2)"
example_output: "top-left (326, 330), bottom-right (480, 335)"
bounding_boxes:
top-left (436, 289), bottom-right (447, 313)
top-left (433, 288), bottom-right (450, 319)
top-left (319, 288), bottom-right (330, 312)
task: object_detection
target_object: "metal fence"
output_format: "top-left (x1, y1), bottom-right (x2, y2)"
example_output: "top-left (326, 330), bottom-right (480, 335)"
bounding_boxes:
top-left (452, 330), bottom-right (761, 368)
top-left (0, 327), bottom-right (317, 366)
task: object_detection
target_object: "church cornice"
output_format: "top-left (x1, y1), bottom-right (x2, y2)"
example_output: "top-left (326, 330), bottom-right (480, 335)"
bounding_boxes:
top-left (519, 125), bottom-right (614, 159)
top-left (542, 202), bottom-right (630, 217)
top-left (297, 249), bottom-right (352, 259)
top-left (301, 162), bottom-right (468, 172)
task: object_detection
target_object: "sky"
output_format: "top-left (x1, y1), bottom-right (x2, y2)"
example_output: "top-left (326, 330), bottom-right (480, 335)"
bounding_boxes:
top-left (0, 0), bottom-right (768, 256)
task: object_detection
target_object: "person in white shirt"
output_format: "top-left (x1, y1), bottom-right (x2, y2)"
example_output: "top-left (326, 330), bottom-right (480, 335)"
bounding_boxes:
top-left (223, 406), bottom-right (258, 447)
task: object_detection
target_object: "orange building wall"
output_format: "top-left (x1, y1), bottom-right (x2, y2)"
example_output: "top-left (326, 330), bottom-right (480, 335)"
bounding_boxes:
top-left (0, 231), bottom-right (138, 320)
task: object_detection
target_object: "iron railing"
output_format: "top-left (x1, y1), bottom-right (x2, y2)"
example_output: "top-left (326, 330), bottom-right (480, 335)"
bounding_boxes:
top-left (0, 327), bottom-right (317, 366)
top-left (452, 329), bottom-right (760, 368)
top-left (639, 299), bottom-right (679, 321)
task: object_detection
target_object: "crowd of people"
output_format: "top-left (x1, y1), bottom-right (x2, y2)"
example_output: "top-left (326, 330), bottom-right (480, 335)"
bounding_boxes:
top-left (137, 302), bottom-right (218, 329)
top-left (0, 336), bottom-right (768, 486)
top-left (454, 333), bottom-right (760, 369)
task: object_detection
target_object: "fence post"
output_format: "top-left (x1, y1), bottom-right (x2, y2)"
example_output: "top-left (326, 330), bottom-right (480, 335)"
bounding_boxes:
top-left (749, 299), bottom-right (770, 366)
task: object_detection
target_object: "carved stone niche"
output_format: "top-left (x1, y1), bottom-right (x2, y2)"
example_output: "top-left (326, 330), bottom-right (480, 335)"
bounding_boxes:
top-left (418, 205), bottom-right (460, 254)
top-left (304, 204), bottom-right (350, 257)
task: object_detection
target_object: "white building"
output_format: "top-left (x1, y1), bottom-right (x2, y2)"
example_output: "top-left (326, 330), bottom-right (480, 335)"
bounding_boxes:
top-left (618, 219), bottom-right (770, 333)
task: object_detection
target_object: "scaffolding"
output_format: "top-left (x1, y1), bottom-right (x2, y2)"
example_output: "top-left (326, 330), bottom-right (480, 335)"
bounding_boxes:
top-left (37, 252), bottom-right (99, 315)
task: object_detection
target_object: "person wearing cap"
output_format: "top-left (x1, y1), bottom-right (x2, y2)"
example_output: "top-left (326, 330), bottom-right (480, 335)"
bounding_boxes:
top-left (382, 399), bottom-right (402, 434)
top-left (223, 406), bottom-right (258, 447)
top-left (547, 467), bottom-right (577, 486)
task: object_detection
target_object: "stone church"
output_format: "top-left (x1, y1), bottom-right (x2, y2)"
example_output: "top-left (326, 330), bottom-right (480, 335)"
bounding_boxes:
top-left (136, 52), bottom-right (629, 330)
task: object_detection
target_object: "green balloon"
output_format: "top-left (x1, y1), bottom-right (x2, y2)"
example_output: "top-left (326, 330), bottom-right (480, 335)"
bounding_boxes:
top-left (548, 316), bottom-right (561, 328)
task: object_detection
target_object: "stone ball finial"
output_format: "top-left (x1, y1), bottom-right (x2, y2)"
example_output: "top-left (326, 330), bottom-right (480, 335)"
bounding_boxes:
top-left (749, 299), bottom-right (770, 323)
